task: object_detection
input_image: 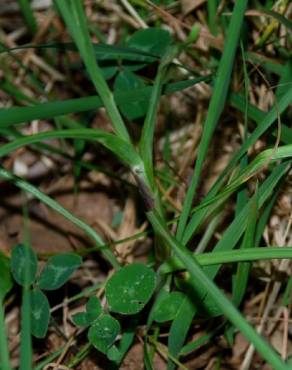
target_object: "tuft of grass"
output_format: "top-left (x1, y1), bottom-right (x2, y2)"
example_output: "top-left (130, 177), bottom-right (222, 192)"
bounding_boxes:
top-left (0, 0), bottom-right (291, 369)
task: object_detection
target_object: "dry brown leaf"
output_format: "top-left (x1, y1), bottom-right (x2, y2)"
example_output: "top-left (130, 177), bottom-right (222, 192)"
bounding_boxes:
top-left (181, 0), bottom-right (206, 15)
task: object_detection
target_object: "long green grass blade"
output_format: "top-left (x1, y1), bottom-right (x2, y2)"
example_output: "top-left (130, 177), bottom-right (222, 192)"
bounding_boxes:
top-left (148, 210), bottom-right (289, 370)
top-left (0, 301), bottom-right (12, 370)
top-left (139, 47), bottom-right (176, 187)
top-left (17, 0), bottom-right (37, 34)
top-left (232, 190), bottom-right (258, 306)
top-left (188, 145), bottom-right (292, 214)
top-left (176, 0), bottom-right (249, 240)
top-left (202, 161), bottom-right (290, 278)
top-left (55, 0), bottom-right (130, 142)
top-left (0, 77), bottom-right (208, 128)
top-left (0, 42), bottom-right (159, 62)
top-left (0, 129), bottom-right (142, 169)
top-left (160, 247), bottom-right (292, 273)
top-left (0, 166), bottom-right (119, 269)
top-left (19, 243), bottom-right (33, 370)
top-left (183, 52), bottom-right (292, 245)
top-left (213, 86), bottom-right (292, 189)
top-left (167, 296), bottom-right (196, 370)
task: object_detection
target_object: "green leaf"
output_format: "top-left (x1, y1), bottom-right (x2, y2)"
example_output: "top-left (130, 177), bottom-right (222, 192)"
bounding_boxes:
top-left (38, 253), bottom-right (82, 290)
top-left (139, 46), bottom-right (177, 189)
top-left (31, 289), bottom-right (50, 338)
top-left (73, 296), bottom-right (103, 326)
top-left (147, 209), bottom-right (290, 370)
top-left (176, 0), bottom-right (249, 241)
top-left (88, 314), bottom-right (120, 354)
top-left (0, 253), bottom-right (12, 301)
top-left (107, 345), bottom-right (120, 361)
top-left (114, 70), bottom-right (148, 120)
top-left (105, 263), bottom-right (156, 314)
top-left (86, 296), bottom-right (102, 322)
top-left (11, 244), bottom-right (38, 287)
top-left (18, 0), bottom-right (37, 34)
top-left (0, 166), bottom-right (119, 270)
top-left (0, 77), bottom-right (209, 128)
top-left (152, 291), bottom-right (186, 323)
top-left (72, 312), bottom-right (89, 327)
top-left (0, 42), bottom-right (158, 62)
top-left (99, 63), bottom-right (118, 80)
top-left (128, 28), bottom-right (172, 57)
top-left (55, 0), bottom-right (131, 142)
top-left (167, 295), bottom-right (196, 370)
top-left (232, 190), bottom-right (258, 306)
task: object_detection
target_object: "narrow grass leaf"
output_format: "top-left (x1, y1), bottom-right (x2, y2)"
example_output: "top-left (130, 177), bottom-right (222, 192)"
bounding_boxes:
top-left (0, 166), bottom-right (119, 269)
top-left (201, 162), bottom-right (290, 279)
top-left (232, 190), bottom-right (258, 306)
top-left (0, 253), bottom-right (12, 302)
top-left (0, 42), bottom-right (159, 62)
top-left (148, 210), bottom-right (290, 370)
top-left (0, 129), bottom-right (142, 169)
top-left (0, 77), bottom-right (209, 128)
top-left (55, 0), bottom-right (130, 142)
top-left (160, 247), bottom-right (292, 273)
top-left (176, 0), bottom-right (249, 240)
top-left (17, 0), bottom-right (37, 33)
top-left (167, 295), bottom-right (196, 370)
top-left (0, 300), bottom-right (12, 370)
top-left (161, 162), bottom-right (289, 354)
top-left (183, 137), bottom-right (291, 245)
top-left (183, 53), bottom-right (292, 245)
top-left (188, 145), bottom-right (292, 214)
top-left (20, 249), bottom-right (33, 370)
top-left (139, 47), bottom-right (177, 187)
top-left (0, 254), bottom-right (12, 370)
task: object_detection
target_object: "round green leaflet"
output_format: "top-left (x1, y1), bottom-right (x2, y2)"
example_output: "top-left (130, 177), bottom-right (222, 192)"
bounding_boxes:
top-left (105, 263), bottom-right (156, 315)
top-left (88, 314), bottom-right (120, 354)
top-left (31, 289), bottom-right (50, 338)
top-left (11, 244), bottom-right (38, 287)
top-left (86, 296), bottom-right (102, 322)
top-left (72, 296), bottom-right (102, 326)
top-left (127, 28), bottom-right (172, 57)
top-left (114, 69), bottom-right (148, 120)
top-left (152, 291), bottom-right (186, 323)
top-left (38, 253), bottom-right (82, 290)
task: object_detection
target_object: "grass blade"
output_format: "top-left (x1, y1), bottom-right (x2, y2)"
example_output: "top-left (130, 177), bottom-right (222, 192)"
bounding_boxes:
top-left (0, 129), bottom-right (142, 169)
top-left (0, 166), bottom-right (119, 269)
top-left (148, 210), bottom-right (289, 370)
top-left (0, 301), bottom-right (12, 370)
top-left (202, 161), bottom-right (290, 278)
top-left (0, 77), bottom-right (209, 128)
top-left (139, 47), bottom-right (177, 187)
top-left (160, 247), bottom-right (292, 272)
top-left (232, 190), bottom-right (258, 306)
top-left (187, 144), bottom-right (292, 214)
top-left (0, 42), bottom-right (159, 62)
top-left (176, 0), bottom-right (249, 240)
top-left (17, 0), bottom-right (37, 34)
top-left (55, 0), bottom-right (130, 142)
top-left (167, 296), bottom-right (196, 370)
